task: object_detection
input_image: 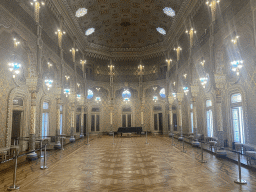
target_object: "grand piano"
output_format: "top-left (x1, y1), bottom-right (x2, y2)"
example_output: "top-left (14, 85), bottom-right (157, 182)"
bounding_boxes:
top-left (117, 127), bottom-right (143, 136)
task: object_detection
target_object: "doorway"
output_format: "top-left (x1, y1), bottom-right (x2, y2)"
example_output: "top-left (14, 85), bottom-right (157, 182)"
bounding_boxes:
top-left (154, 113), bottom-right (163, 132)
top-left (12, 111), bottom-right (23, 145)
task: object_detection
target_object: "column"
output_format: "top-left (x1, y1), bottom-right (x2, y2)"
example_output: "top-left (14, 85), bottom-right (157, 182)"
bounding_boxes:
top-left (215, 74), bottom-right (227, 156)
top-left (251, 0), bottom-right (256, 46)
top-left (80, 106), bottom-right (84, 138)
top-left (168, 95), bottom-right (175, 136)
top-left (70, 102), bottom-right (75, 142)
top-left (177, 93), bottom-right (184, 139)
top-left (27, 91), bottom-right (38, 160)
top-left (54, 98), bottom-right (61, 149)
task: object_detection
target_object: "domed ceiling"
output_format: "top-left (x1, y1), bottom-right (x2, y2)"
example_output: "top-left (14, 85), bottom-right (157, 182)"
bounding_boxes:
top-left (67, 0), bottom-right (183, 49)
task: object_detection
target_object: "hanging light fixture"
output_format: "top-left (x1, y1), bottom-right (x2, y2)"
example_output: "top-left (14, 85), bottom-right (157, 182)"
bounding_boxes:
top-left (231, 60), bottom-right (243, 76)
top-left (206, 0), bottom-right (220, 6)
top-left (172, 92), bottom-right (177, 98)
top-left (44, 78), bottom-right (53, 90)
top-left (8, 61), bottom-right (21, 79)
top-left (231, 36), bottom-right (239, 44)
top-left (64, 89), bottom-right (70, 97)
top-left (200, 76), bottom-right (208, 88)
top-left (183, 87), bottom-right (189, 95)
top-left (95, 97), bottom-right (101, 103)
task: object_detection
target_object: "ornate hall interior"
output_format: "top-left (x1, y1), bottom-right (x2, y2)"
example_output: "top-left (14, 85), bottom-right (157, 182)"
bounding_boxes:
top-left (1, 0), bottom-right (256, 191)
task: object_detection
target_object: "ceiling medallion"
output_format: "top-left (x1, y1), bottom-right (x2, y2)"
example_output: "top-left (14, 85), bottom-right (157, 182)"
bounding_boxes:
top-left (76, 8), bottom-right (87, 17)
top-left (156, 27), bottom-right (166, 35)
top-left (85, 28), bottom-right (95, 36)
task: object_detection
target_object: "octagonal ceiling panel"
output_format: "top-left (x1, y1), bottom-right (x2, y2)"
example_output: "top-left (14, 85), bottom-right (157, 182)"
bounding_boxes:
top-left (67, 0), bottom-right (184, 49)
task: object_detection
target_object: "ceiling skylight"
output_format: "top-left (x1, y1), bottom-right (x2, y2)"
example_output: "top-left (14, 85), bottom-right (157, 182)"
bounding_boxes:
top-left (163, 7), bottom-right (175, 17)
top-left (156, 27), bottom-right (166, 35)
top-left (85, 28), bottom-right (95, 36)
top-left (75, 8), bottom-right (87, 18)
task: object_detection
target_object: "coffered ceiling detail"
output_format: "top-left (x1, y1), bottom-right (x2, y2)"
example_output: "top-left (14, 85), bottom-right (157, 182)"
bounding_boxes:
top-left (66, 0), bottom-right (184, 50)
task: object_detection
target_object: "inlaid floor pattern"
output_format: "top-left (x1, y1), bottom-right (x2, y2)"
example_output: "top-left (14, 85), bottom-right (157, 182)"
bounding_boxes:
top-left (2, 136), bottom-right (256, 192)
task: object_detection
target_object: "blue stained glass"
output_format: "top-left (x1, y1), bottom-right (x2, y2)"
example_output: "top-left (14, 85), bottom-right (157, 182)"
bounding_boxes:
top-left (87, 89), bottom-right (93, 99)
top-left (156, 27), bottom-right (166, 35)
top-left (76, 8), bottom-right (87, 17)
top-left (159, 88), bottom-right (166, 98)
top-left (206, 100), bottom-right (212, 107)
top-left (122, 90), bottom-right (131, 99)
top-left (85, 28), bottom-right (95, 36)
top-left (163, 7), bottom-right (175, 17)
top-left (231, 93), bottom-right (242, 103)
top-left (43, 102), bottom-right (49, 109)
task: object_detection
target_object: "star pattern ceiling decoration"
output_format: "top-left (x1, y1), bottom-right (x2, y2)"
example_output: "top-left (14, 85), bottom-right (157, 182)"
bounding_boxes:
top-left (67, 0), bottom-right (183, 49)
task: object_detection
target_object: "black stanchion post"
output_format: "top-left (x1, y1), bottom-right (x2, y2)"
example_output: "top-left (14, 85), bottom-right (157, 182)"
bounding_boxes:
top-left (40, 144), bottom-right (48, 169)
top-left (199, 142), bottom-right (207, 163)
top-left (112, 132), bottom-right (115, 145)
top-left (8, 148), bottom-right (20, 191)
top-left (182, 139), bottom-right (186, 153)
top-left (145, 131), bottom-right (149, 144)
top-left (234, 153), bottom-right (247, 184)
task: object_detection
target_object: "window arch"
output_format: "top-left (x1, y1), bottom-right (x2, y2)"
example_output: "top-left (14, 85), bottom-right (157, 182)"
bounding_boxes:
top-left (206, 100), bottom-right (213, 137)
top-left (231, 93), bottom-right (244, 143)
top-left (122, 89), bottom-right (131, 101)
top-left (87, 89), bottom-right (93, 99)
top-left (159, 88), bottom-right (166, 98)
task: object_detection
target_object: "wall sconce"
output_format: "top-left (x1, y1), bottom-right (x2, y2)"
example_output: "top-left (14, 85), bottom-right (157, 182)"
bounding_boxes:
top-left (185, 28), bottom-right (197, 34)
top-left (206, 0), bottom-right (220, 6)
top-left (231, 60), bottom-right (243, 76)
top-left (183, 87), bottom-right (189, 95)
top-left (55, 29), bottom-right (66, 48)
top-left (96, 88), bottom-right (100, 91)
top-left (231, 36), bottom-right (239, 44)
top-left (13, 38), bottom-right (20, 48)
top-left (65, 75), bottom-right (70, 81)
top-left (47, 62), bottom-right (53, 68)
top-left (183, 74), bottom-right (187, 79)
top-left (200, 60), bottom-right (206, 67)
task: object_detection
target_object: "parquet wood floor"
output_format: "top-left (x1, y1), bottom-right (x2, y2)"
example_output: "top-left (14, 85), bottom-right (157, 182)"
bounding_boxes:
top-left (1, 136), bottom-right (256, 191)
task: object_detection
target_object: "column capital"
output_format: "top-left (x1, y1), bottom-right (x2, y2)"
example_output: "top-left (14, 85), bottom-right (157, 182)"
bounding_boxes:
top-left (168, 96), bottom-right (175, 104)
top-left (176, 92), bottom-right (184, 102)
top-left (214, 74), bottom-right (226, 89)
top-left (26, 77), bottom-right (38, 92)
top-left (190, 86), bottom-right (199, 97)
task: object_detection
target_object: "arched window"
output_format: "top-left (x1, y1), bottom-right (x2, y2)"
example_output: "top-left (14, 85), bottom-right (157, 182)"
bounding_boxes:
top-left (122, 89), bottom-right (131, 101)
top-left (206, 100), bottom-right (213, 137)
top-left (231, 93), bottom-right (244, 143)
top-left (87, 89), bottom-right (93, 99)
top-left (159, 88), bottom-right (166, 98)
top-left (42, 102), bottom-right (49, 138)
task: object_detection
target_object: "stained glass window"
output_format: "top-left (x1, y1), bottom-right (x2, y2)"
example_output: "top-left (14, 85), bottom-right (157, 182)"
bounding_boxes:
top-left (87, 89), bottom-right (93, 99)
top-left (159, 88), bottom-right (166, 98)
top-left (75, 8), bottom-right (87, 17)
top-left (206, 100), bottom-right (212, 107)
top-left (231, 93), bottom-right (242, 103)
top-left (85, 28), bottom-right (95, 36)
top-left (156, 27), bottom-right (166, 35)
top-left (43, 102), bottom-right (49, 109)
top-left (163, 7), bottom-right (175, 17)
top-left (122, 90), bottom-right (131, 99)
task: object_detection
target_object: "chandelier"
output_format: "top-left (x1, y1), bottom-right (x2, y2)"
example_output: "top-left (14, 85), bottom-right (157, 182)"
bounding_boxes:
top-left (44, 79), bottom-right (53, 90)
top-left (8, 62), bottom-right (21, 79)
top-left (153, 96), bottom-right (158, 102)
top-left (183, 87), bottom-right (189, 95)
top-left (231, 60), bottom-right (243, 76)
top-left (95, 97), bottom-right (101, 103)
top-left (200, 77), bottom-right (208, 88)
top-left (64, 89), bottom-right (70, 97)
